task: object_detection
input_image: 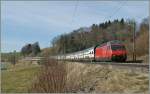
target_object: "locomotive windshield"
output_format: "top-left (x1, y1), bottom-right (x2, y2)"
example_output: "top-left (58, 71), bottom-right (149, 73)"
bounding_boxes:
top-left (111, 45), bottom-right (125, 50)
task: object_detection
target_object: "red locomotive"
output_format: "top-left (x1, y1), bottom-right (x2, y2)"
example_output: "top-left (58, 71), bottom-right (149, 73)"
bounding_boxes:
top-left (55, 40), bottom-right (127, 62)
top-left (94, 40), bottom-right (127, 62)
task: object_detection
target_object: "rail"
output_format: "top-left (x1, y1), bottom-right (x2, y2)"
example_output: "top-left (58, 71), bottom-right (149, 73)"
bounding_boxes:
top-left (74, 61), bottom-right (149, 73)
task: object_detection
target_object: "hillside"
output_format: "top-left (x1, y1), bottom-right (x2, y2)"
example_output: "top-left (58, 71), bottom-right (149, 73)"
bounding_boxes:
top-left (38, 18), bottom-right (149, 62)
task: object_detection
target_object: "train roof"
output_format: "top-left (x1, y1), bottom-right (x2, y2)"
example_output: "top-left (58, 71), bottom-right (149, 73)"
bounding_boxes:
top-left (97, 40), bottom-right (123, 47)
top-left (108, 40), bottom-right (123, 44)
top-left (55, 40), bottom-right (123, 56)
top-left (67, 46), bottom-right (94, 55)
top-left (58, 46), bottom-right (94, 56)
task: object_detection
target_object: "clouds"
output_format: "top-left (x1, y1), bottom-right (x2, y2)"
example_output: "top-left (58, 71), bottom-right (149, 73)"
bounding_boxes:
top-left (2, 2), bottom-right (74, 30)
top-left (1, 1), bottom-right (149, 52)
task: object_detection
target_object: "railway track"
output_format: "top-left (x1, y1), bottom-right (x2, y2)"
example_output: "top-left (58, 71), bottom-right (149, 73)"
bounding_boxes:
top-left (68, 61), bottom-right (149, 73)
top-left (62, 60), bottom-right (149, 68)
top-left (92, 62), bottom-right (149, 68)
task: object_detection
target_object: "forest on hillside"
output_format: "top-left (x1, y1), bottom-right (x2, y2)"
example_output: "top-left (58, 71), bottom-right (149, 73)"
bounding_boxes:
top-left (45, 18), bottom-right (149, 57)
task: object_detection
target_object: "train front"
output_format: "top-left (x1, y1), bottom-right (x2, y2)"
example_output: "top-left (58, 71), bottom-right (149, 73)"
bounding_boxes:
top-left (111, 44), bottom-right (127, 62)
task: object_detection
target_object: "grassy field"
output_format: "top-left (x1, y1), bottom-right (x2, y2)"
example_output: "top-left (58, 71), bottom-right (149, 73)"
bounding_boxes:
top-left (1, 62), bottom-right (40, 93)
top-left (66, 62), bottom-right (149, 93)
top-left (1, 60), bottom-right (149, 93)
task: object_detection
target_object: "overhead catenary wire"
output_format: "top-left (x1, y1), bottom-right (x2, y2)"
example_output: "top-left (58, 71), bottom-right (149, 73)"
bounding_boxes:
top-left (70, 0), bottom-right (79, 24)
top-left (65, 1), bottom-right (143, 62)
top-left (69, 1), bottom-right (125, 62)
top-left (103, 1), bottom-right (139, 62)
top-left (63, 1), bottom-right (79, 57)
top-left (106, 1), bottom-right (127, 20)
top-left (96, 1), bottom-right (126, 42)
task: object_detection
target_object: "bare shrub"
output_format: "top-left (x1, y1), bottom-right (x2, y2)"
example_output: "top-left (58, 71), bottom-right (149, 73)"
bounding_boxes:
top-left (29, 59), bottom-right (67, 93)
top-left (29, 60), bottom-right (85, 93)
top-left (136, 31), bottom-right (149, 56)
top-left (29, 60), bottom-right (148, 93)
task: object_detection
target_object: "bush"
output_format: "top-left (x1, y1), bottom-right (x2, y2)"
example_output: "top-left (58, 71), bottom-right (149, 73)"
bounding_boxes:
top-left (29, 59), bottom-right (67, 93)
top-left (135, 31), bottom-right (149, 56)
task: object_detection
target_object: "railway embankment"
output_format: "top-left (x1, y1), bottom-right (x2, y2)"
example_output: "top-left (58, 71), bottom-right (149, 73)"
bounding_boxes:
top-left (66, 61), bottom-right (149, 93)
top-left (127, 54), bottom-right (149, 63)
top-left (28, 59), bottom-right (148, 93)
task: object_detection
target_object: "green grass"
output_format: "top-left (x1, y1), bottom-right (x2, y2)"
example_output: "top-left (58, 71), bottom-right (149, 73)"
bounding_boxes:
top-left (1, 63), bottom-right (40, 93)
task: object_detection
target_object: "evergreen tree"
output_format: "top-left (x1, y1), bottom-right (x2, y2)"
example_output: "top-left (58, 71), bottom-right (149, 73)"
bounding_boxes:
top-left (31, 42), bottom-right (41, 56)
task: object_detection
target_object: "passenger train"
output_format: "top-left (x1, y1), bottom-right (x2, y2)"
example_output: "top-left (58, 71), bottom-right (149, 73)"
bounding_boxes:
top-left (53, 40), bottom-right (127, 62)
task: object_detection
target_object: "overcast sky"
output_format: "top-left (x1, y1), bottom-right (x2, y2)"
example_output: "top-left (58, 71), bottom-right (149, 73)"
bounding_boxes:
top-left (1, 1), bottom-right (149, 52)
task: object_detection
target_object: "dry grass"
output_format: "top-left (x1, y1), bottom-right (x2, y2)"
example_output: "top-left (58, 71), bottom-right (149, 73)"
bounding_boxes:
top-left (29, 60), bottom-right (149, 93)
top-left (29, 59), bottom-right (67, 93)
top-left (1, 62), bottom-right (40, 93)
top-left (2, 57), bottom-right (148, 93)
top-left (66, 62), bottom-right (149, 93)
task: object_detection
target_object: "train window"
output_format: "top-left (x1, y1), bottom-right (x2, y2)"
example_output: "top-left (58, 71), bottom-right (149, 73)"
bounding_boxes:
top-left (111, 45), bottom-right (125, 50)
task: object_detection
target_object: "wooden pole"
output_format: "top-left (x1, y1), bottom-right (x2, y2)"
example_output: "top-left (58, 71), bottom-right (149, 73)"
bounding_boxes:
top-left (133, 22), bottom-right (136, 62)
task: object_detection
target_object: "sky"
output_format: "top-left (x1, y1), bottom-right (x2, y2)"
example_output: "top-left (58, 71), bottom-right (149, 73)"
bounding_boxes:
top-left (1, 1), bottom-right (149, 52)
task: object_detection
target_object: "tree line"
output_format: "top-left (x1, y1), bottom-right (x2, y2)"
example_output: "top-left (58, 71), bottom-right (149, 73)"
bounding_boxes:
top-left (51, 18), bottom-right (149, 56)
top-left (1, 42), bottom-right (41, 63)
top-left (2, 18), bottom-right (148, 62)
top-left (21, 42), bottom-right (41, 56)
